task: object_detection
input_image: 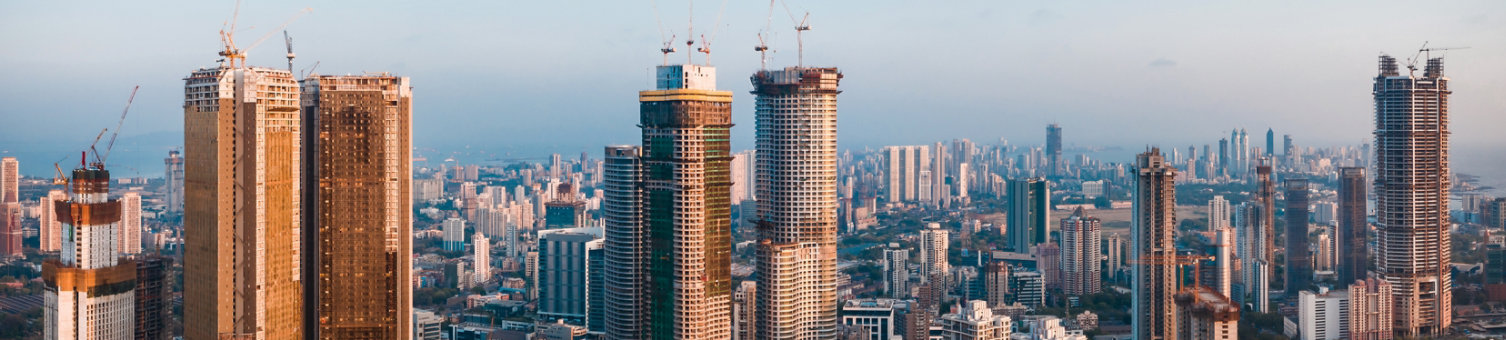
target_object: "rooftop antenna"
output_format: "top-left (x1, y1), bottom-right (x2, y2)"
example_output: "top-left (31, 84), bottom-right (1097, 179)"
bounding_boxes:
top-left (283, 30), bottom-right (295, 73)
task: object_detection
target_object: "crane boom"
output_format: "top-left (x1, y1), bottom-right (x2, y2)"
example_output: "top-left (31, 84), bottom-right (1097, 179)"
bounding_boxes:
top-left (98, 85), bottom-right (140, 166)
top-left (243, 8), bottom-right (311, 57)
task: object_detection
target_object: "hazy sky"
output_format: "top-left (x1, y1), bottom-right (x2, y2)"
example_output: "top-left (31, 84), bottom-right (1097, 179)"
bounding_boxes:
top-left (2, 0), bottom-right (1503, 165)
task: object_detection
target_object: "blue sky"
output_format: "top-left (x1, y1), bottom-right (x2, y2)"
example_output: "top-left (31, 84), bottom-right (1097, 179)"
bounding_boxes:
top-left (2, 0), bottom-right (1503, 172)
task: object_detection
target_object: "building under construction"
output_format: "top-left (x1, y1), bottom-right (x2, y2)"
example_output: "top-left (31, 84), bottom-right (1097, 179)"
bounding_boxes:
top-left (1174, 286), bottom-right (1239, 339)
top-left (44, 164), bottom-right (137, 339)
top-left (1132, 149), bottom-right (1178, 340)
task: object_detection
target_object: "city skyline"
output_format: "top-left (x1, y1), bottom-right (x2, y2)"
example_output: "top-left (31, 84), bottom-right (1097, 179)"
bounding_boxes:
top-left (3, 1), bottom-right (1506, 170)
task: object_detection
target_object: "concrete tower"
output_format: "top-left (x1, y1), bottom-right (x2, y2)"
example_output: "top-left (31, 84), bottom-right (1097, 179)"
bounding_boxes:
top-left (44, 165), bottom-right (136, 339)
top-left (183, 65), bottom-right (304, 340)
top-left (1374, 54), bottom-right (1452, 335)
top-left (752, 66), bottom-right (842, 340)
top-left (300, 74), bottom-right (413, 339)
top-left (602, 145), bottom-right (645, 339)
top-left (1132, 148), bottom-right (1178, 340)
top-left (164, 150), bottom-right (184, 213)
top-left (1338, 167), bottom-right (1368, 284)
top-left (1285, 178), bottom-right (1312, 293)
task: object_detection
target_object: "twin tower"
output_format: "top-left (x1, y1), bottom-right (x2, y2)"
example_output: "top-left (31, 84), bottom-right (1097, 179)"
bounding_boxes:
top-left (603, 63), bottom-right (842, 340)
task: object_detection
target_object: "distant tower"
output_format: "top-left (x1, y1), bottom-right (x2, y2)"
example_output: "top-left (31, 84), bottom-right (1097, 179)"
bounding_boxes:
top-left (752, 66), bottom-right (842, 340)
top-left (1265, 128), bottom-right (1275, 157)
top-left (1132, 149), bottom-right (1178, 340)
top-left (1338, 167), bottom-right (1368, 284)
top-left (1374, 53), bottom-right (1452, 335)
top-left (45, 164), bottom-right (137, 339)
top-left (39, 190), bottom-right (67, 253)
top-left (163, 150), bottom-right (184, 213)
top-left (0, 157), bottom-right (17, 256)
top-left (1060, 208), bottom-right (1102, 296)
top-left (1046, 124), bottom-right (1063, 177)
top-left (1007, 178), bottom-right (1050, 252)
top-left (119, 192), bottom-right (142, 254)
top-left (883, 246), bottom-right (910, 298)
top-left (1208, 195), bottom-right (1231, 232)
top-left (919, 223), bottom-right (951, 284)
top-left (1285, 178), bottom-right (1312, 293)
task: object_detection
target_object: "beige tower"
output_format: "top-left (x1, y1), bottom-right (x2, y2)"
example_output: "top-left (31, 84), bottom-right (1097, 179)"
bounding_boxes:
top-left (752, 66), bottom-right (842, 340)
top-left (183, 65), bottom-right (303, 340)
top-left (301, 75), bottom-right (412, 339)
top-left (1132, 149), bottom-right (1177, 340)
top-left (1374, 54), bottom-right (1452, 336)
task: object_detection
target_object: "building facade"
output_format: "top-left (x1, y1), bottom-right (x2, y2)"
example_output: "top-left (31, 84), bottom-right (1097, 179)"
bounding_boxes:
top-left (601, 145), bottom-right (646, 339)
top-left (751, 66), bottom-right (842, 339)
top-left (1286, 178), bottom-right (1312, 293)
top-left (1374, 55), bottom-right (1452, 335)
top-left (183, 65), bottom-right (303, 340)
top-left (1059, 208), bottom-right (1101, 296)
top-left (44, 166), bottom-right (136, 339)
top-left (1337, 167), bottom-right (1367, 284)
top-left (1132, 149), bottom-right (1178, 340)
top-left (1007, 178), bottom-right (1050, 253)
top-left (1348, 278), bottom-right (1394, 340)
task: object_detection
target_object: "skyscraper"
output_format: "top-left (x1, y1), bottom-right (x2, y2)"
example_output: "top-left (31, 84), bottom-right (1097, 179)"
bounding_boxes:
top-left (1060, 208), bottom-right (1102, 296)
top-left (1265, 128), bottom-right (1275, 157)
top-left (164, 150), bottom-right (184, 213)
top-left (300, 74), bottom-right (413, 339)
top-left (39, 189), bottom-right (67, 252)
top-left (1007, 178), bottom-right (1050, 252)
top-left (1374, 54), bottom-right (1452, 335)
top-left (537, 229), bottom-right (604, 328)
top-left (0, 157), bottom-right (18, 256)
top-left (636, 64), bottom-right (734, 340)
top-left (136, 256), bottom-right (174, 340)
top-left (1285, 178), bottom-right (1312, 293)
top-left (1349, 278), bottom-right (1394, 340)
top-left (882, 145), bottom-right (930, 203)
top-left (882, 246), bottom-right (910, 299)
top-left (752, 66), bottom-right (842, 340)
top-left (1208, 195), bottom-right (1231, 232)
top-left (119, 192), bottom-right (142, 255)
top-left (442, 218), bottom-right (466, 252)
top-left (45, 164), bottom-right (136, 339)
top-left (1338, 167), bottom-right (1368, 284)
top-left (1046, 124), bottom-right (1063, 177)
top-left (473, 233), bottom-right (491, 285)
top-left (1132, 149), bottom-right (1177, 340)
top-left (183, 65), bottom-right (303, 340)
top-left (1256, 162), bottom-right (1275, 285)
top-left (919, 223), bottom-right (950, 284)
top-left (602, 145), bottom-right (645, 339)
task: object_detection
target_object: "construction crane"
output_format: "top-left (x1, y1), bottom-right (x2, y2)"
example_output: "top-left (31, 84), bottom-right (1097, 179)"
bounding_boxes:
top-left (660, 34), bottom-right (677, 65)
top-left (753, 0), bottom-right (775, 70)
top-left (283, 30), bottom-right (295, 73)
top-left (794, 12), bottom-right (810, 67)
top-left (90, 86), bottom-right (139, 168)
top-left (242, 8), bottom-right (311, 59)
top-left (1404, 41), bottom-right (1469, 75)
top-left (216, 3), bottom-right (310, 69)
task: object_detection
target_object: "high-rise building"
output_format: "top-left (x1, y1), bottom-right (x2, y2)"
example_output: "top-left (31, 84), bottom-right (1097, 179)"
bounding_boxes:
top-left (1348, 278), bottom-right (1394, 340)
top-left (1046, 124), bottom-right (1063, 177)
top-left (1010, 270), bottom-right (1045, 307)
top-left (733, 281), bottom-right (757, 340)
top-left (1338, 167), bottom-right (1367, 284)
top-left (1374, 54), bottom-right (1452, 335)
top-left (1298, 288), bottom-right (1350, 340)
top-left (882, 145), bottom-right (930, 203)
top-left (919, 223), bottom-right (950, 283)
top-left (0, 157), bottom-right (18, 256)
top-left (183, 65), bottom-right (304, 340)
top-left (882, 246), bottom-right (910, 299)
top-left (1173, 286), bottom-right (1239, 340)
top-left (1286, 178), bottom-right (1312, 293)
top-left (164, 150), bottom-right (184, 213)
top-left (984, 260), bottom-right (1011, 307)
top-left (753, 66), bottom-right (841, 340)
top-left (935, 300), bottom-right (1013, 340)
top-left (473, 232), bottom-right (490, 285)
top-left (1035, 241), bottom-right (1062, 292)
top-left (1256, 162), bottom-right (1275, 286)
top-left (443, 218), bottom-right (467, 252)
top-left (1105, 234), bottom-right (1124, 284)
top-left (1060, 208), bottom-right (1102, 296)
top-left (1007, 178), bottom-right (1050, 252)
top-left (39, 190), bottom-right (67, 252)
top-left (538, 228), bottom-right (606, 329)
top-left (1265, 128), bottom-right (1275, 157)
top-left (136, 256), bottom-right (173, 340)
top-left (602, 145), bottom-right (645, 339)
top-left (545, 183), bottom-right (589, 229)
top-left (610, 64), bottom-right (735, 340)
top-left (298, 73), bottom-right (414, 340)
top-left (1132, 149), bottom-right (1178, 340)
top-left (119, 192), bottom-right (141, 255)
top-left (412, 309), bottom-right (443, 340)
top-left (1213, 227), bottom-right (1234, 298)
top-left (44, 165), bottom-right (136, 339)
top-left (1208, 195), bottom-right (1231, 232)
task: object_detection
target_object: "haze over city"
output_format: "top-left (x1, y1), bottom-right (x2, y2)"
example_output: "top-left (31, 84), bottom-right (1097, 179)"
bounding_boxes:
top-left (3, 0), bottom-right (1505, 175)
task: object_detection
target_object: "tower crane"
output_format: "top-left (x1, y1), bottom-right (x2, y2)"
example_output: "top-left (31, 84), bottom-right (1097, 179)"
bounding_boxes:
top-left (92, 85), bottom-right (139, 167)
top-left (1404, 41), bottom-right (1469, 75)
top-left (794, 12), bottom-right (810, 67)
top-left (284, 30), bottom-right (295, 73)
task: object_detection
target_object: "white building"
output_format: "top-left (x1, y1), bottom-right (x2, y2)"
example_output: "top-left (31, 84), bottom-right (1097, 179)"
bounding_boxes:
top-left (44, 167), bottom-right (135, 340)
top-left (413, 309), bottom-right (443, 340)
top-left (1297, 287), bottom-right (1350, 340)
top-left (839, 299), bottom-right (907, 340)
top-left (473, 233), bottom-right (491, 284)
top-left (119, 192), bottom-right (141, 254)
top-left (935, 300), bottom-right (1012, 340)
top-left (882, 246), bottom-right (910, 298)
top-left (920, 223), bottom-right (950, 283)
top-left (1208, 195), bottom-right (1231, 232)
top-left (1020, 316), bottom-right (1088, 340)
